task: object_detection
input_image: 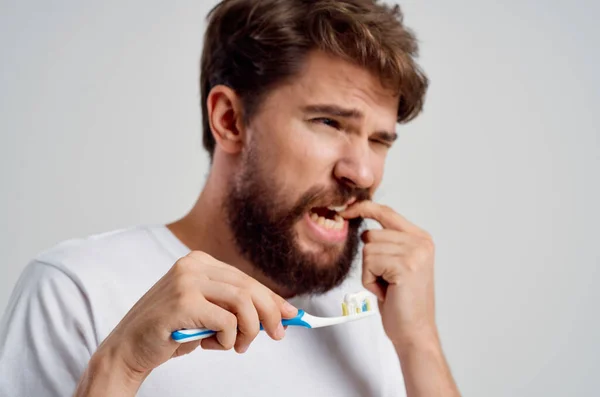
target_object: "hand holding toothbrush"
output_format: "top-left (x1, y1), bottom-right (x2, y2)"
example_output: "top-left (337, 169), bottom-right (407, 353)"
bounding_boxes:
top-left (340, 201), bottom-right (461, 397)
top-left (74, 251), bottom-right (297, 396)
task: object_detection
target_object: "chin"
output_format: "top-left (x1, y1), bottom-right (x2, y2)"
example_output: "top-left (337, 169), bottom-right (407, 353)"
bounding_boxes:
top-left (295, 237), bottom-right (346, 265)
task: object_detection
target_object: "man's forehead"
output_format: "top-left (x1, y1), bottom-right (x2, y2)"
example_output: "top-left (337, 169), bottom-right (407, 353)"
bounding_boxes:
top-left (257, 51), bottom-right (399, 128)
top-left (293, 51), bottom-right (395, 102)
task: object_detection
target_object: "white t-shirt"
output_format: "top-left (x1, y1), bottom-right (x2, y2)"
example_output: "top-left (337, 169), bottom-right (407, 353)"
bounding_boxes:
top-left (0, 225), bottom-right (404, 396)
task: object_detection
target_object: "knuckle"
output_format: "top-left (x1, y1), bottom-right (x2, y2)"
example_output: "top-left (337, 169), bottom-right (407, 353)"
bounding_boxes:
top-left (271, 293), bottom-right (286, 308)
top-left (257, 302), bottom-right (280, 327)
top-left (266, 304), bottom-right (282, 325)
top-left (407, 249), bottom-right (428, 269)
top-left (173, 257), bottom-right (194, 273)
top-left (421, 232), bottom-right (434, 246)
top-left (404, 258), bottom-right (418, 272)
top-left (241, 274), bottom-right (261, 290)
top-left (418, 238), bottom-right (435, 256)
top-left (224, 312), bottom-right (238, 330)
top-left (238, 275), bottom-right (254, 290)
top-left (247, 321), bottom-right (261, 338)
top-left (232, 287), bottom-right (251, 307)
top-left (173, 272), bottom-right (195, 294)
top-left (187, 250), bottom-right (212, 263)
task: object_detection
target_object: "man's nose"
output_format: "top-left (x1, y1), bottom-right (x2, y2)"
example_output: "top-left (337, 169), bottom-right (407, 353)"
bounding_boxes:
top-left (333, 142), bottom-right (375, 189)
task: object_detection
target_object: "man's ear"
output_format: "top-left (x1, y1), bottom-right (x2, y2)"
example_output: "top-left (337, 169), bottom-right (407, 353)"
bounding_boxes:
top-left (206, 85), bottom-right (245, 155)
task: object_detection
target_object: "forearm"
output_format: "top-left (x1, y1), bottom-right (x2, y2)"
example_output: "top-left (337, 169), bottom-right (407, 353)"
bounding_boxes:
top-left (74, 346), bottom-right (146, 397)
top-left (395, 331), bottom-right (460, 397)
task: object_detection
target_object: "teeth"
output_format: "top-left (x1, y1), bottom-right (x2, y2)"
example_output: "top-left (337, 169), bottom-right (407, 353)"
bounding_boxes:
top-left (311, 214), bottom-right (344, 230)
top-left (327, 204), bottom-right (348, 212)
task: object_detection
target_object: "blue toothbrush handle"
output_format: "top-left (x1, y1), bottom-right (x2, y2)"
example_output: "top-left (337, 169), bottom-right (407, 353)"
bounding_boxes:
top-left (172, 310), bottom-right (311, 343)
top-left (268, 309), bottom-right (312, 329)
top-left (171, 328), bottom-right (216, 342)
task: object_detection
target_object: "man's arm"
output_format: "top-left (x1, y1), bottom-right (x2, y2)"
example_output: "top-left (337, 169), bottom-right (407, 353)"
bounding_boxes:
top-left (395, 330), bottom-right (459, 397)
top-left (74, 344), bottom-right (145, 397)
top-left (72, 251), bottom-right (297, 396)
top-left (341, 201), bottom-right (460, 397)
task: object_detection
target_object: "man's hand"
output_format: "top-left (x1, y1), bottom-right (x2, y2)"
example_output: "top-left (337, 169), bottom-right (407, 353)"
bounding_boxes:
top-left (341, 200), bottom-right (436, 345)
top-left (75, 251), bottom-right (297, 396)
top-left (341, 201), bottom-right (460, 397)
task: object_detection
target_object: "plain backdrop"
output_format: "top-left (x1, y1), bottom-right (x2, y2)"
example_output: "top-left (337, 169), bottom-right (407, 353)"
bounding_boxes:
top-left (1, 0), bottom-right (599, 396)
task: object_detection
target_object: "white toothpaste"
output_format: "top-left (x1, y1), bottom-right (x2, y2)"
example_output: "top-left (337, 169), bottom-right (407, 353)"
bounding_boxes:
top-left (342, 291), bottom-right (372, 315)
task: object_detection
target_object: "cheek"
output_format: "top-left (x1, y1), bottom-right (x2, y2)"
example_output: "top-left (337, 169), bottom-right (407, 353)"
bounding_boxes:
top-left (276, 122), bottom-right (341, 177)
top-left (370, 155), bottom-right (386, 191)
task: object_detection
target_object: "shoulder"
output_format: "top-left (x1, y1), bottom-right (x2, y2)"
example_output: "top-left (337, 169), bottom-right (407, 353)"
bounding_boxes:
top-left (34, 225), bottom-right (178, 288)
top-left (26, 225), bottom-right (183, 333)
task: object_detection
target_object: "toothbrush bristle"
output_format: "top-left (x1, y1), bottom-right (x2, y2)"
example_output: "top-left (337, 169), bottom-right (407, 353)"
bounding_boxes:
top-left (342, 296), bottom-right (373, 316)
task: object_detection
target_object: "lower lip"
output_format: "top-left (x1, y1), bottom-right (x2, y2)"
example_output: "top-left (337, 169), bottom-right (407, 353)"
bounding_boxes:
top-left (303, 212), bottom-right (349, 244)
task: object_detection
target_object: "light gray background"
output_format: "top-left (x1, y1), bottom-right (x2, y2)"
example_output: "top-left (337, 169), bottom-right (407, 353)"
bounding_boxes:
top-left (1, 0), bottom-right (598, 396)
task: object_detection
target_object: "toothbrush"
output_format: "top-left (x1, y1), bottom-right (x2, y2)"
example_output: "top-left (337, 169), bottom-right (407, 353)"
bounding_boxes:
top-left (172, 291), bottom-right (376, 343)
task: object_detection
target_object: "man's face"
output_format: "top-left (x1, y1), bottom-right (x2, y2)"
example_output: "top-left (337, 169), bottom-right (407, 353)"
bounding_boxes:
top-left (225, 51), bottom-right (399, 295)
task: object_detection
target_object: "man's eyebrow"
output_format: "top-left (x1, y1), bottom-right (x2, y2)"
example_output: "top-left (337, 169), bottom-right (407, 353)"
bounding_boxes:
top-left (301, 104), bottom-right (363, 119)
top-left (302, 103), bottom-right (398, 142)
top-left (373, 130), bottom-right (398, 143)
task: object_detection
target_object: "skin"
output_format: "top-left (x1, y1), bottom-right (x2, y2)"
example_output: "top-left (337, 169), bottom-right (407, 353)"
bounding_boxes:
top-left (74, 51), bottom-right (460, 396)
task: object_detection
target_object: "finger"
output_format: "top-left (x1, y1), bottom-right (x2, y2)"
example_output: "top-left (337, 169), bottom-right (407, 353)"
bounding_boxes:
top-left (200, 263), bottom-right (290, 340)
top-left (186, 253), bottom-right (291, 341)
top-left (362, 253), bottom-right (403, 295)
top-left (200, 336), bottom-right (227, 351)
top-left (270, 293), bottom-right (298, 319)
top-left (195, 298), bottom-right (237, 350)
top-left (363, 242), bottom-right (406, 257)
top-left (362, 253), bottom-right (386, 301)
top-left (250, 289), bottom-right (286, 341)
top-left (173, 340), bottom-right (201, 358)
top-left (199, 280), bottom-right (260, 353)
top-left (340, 201), bottom-right (421, 233)
top-left (361, 229), bottom-right (405, 244)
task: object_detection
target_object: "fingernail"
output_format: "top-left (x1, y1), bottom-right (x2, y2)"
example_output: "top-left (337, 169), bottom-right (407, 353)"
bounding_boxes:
top-left (276, 323), bottom-right (285, 339)
top-left (239, 345), bottom-right (248, 354)
top-left (283, 301), bottom-right (297, 314)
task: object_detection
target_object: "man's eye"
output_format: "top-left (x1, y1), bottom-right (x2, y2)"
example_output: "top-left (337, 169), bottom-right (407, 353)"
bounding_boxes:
top-left (369, 138), bottom-right (391, 148)
top-left (313, 118), bottom-right (341, 129)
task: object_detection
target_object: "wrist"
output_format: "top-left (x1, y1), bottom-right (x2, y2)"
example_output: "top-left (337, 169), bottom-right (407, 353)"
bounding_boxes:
top-left (75, 344), bottom-right (147, 397)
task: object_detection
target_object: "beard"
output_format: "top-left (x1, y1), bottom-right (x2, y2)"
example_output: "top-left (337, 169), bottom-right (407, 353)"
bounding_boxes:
top-left (223, 148), bottom-right (369, 296)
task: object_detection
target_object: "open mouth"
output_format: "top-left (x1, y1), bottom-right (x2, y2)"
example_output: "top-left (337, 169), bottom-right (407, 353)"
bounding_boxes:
top-left (308, 204), bottom-right (348, 230)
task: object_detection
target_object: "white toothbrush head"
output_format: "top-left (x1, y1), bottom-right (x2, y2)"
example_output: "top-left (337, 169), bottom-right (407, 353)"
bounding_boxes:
top-left (341, 291), bottom-right (373, 316)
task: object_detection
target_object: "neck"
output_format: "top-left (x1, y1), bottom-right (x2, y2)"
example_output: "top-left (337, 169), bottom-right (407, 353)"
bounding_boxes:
top-left (167, 172), bottom-right (295, 298)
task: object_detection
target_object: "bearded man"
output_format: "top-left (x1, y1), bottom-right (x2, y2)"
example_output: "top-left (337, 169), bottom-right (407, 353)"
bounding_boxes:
top-left (0, 1), bottom-right (460, 396)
